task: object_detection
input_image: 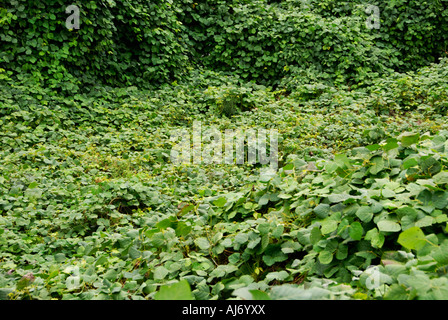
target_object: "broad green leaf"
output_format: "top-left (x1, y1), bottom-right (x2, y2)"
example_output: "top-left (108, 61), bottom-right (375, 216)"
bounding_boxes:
top-left (262, 246), bottom-right (288, 266)
top-left (433, 191), bottom-right (448, 209)
top-left (397, 272), bottom-right (430, 294)
top-left (66, 275), bottom-right (81, 291)
top-left (213, 197), bottom-right (227, 207)
top-left (195, 237), bottom-right (211, 250)
top-left (420, 156), bottom-right (441, 175)
top-left (228, 253), bottom-right (240, 264)
top-left (383, 138), bottom-right (399, 151)
top-left (334, 154), bottom-right (351, 168)
top-left (377, 220), bottom-right (401, 232)
top-left (209, 264), bottom-right (238, 278)
top-left (349, 221), bottom-right (364, 240)
top-left (249, 290), bottom-right (271, 300)
top-left (384, 284), bottom-right (409, 300)
top-left (54, 253), bottom-right (66, 263)
top-left (28, 181), bottom-right (38, 189)
top-left (370, 156), bottom-right (384, 175)
top-left (272, 225), bottom-right (284, 238)
top-left (327, 193), bottom-right (349, 203)
top-left (0, 289), bottom-right (13, 301)
top-left (434, 172), bottom-right (448, 185)
top-left (156, 218), bottom-right (175, 230)
top-left (365, 228), bottom-right (385, 248)
top-left (257, 223), bottom-right (271, 235)
top-left (335, 244), bottom-right (348, 260)
top-left (320, 219), bottom-right (338, 235)
top-left (402, 157), bottom-right (419, 169)
top-left (325, 161), bottom-right (339, 173)
top-left (265, 271), bottom-right (289, 283)
top-left (258, 193), bottom-right (270, 206)
top-left (436, 214), bottom-right (448, 223)
top-left (269, 285), bottom-right (329, 300)
top-left (400, 132), bottom-right (420, 147)
top-left (366, 144), bottom-right (381, 151)
top-left (175, 222), bottom-right (192, 237)
top-left (153, 266), bottom-right (169, 280)
top-left (382, 188), bottom-right (396, 198)
top-left (314, 203), bottom-right (330, 219)
top-left (356, 206), bottom-right (373, 223)
top-left (234, 233), bottom-right (249, 245)
top-left (154, 280), bottom-right (194, 300)
top-left (95, 255), bottom-right (108, 267)
top-left (431, 242), bottom-right (448, 266)
top-left (415, 216), bottom-right (434, 228)
top-left (318, 250), bottom-right (333, 264)
top-left (397, 226), bottom-right (426, 250)
top-left (310, 227), bottom-right (322, 245)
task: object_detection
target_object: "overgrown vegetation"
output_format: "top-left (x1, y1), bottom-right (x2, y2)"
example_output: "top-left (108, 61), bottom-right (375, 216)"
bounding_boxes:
top-left (1, 0), bottom-right (448, 300)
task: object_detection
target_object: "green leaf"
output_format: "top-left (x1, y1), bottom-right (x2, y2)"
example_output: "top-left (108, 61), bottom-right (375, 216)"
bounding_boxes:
top-left (54, 253), bottom-right (66, 263)
top-left (310, 227), bottom-right (322, 245)
top-left (397, 226), bottom-right (427, 250)
top-left (434, 171), bottom-right (448, 185)
top-left (265, 271), bottom-right (289, 283)
top-left (66, 275), bottom-right (81, 291)
top-left (314, 203), bottom-right (330, 219)
top-left (249, 290), bottom-right (271, 300)
top-left (334, 154), bottom-right (351, 168)
top-left (156, 217), bottom-right (175, 230)
top-left (370, 156), bottom-right (384, 175)
top-left (383, 138), bottom-right (399, 151)
top-left (175, 222), bottom-right (192, 237)
top-left (400, 132), bottom-right (420, 147)
top-left (365, 228), bottom-right (385, 248)
top-left (28, 181), bottom-right (39, 189)
top-left (384, 284), bottom-right (409, 300)
top-left (263, 245), bottom-right (288, 266)
top-left (153, 266), bottom-right (169, 280)
top-left (356, 206), bottom-right (373, 223)
top-left (95, 255), bottom-right (108, 267)
top-left (272, 225), bottom-right (284, 239)
top-left (397, 272), bottom-right (430, 295)
top-left (320, 219), bottom-right (338, 235)
top-left (325, 162), bottom-right (339, 173)
top-left (335, 244), bottom-right (348, 260)
top-left (431, 242), bottom-right (448, 266)
top-left (0, 289), bottom-right (13, 300)
top-left (234, 233), bottom-right (249, 245)
top-left (349, 221), bottom-right (364, 240)
top-left (213, 197), bottom-right (227, 207)
top-left (433, 191), bottom-right (448, 209)
top-left (258, 193), bottom-right (270, 206)
top-left (154, 280), bottom-right (194, 300)
top-left (318, 250), bottom-right (333, 264)
top-left (257, 223), bottom-right (270, 235)
top-left (420, 156), bottom-right (441, 175)
top-left (377, 220), bottom-right (401, 232)
top-left (402, 157), bottom-right (419, 169)
top-left (195, 237), bottom-right (211, 250)
top-left (366, 144), bottom-right (381, 151)
top-left (327, 193), bottom-right (349, 203)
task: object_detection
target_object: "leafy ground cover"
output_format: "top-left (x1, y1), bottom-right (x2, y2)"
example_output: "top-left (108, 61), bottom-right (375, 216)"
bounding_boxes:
top-left (1, 0), bottom-right (448, 300)
top-left (2, 58), bottom-right (448, 300)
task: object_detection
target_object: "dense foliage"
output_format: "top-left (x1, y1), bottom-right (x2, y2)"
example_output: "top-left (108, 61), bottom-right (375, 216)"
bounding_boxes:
top-left (1, 0), bottom-right (190, 90)
top-left (1, 0), bottom-right (448, 300)
top-left (2, 0), bottom-right (448, 90)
